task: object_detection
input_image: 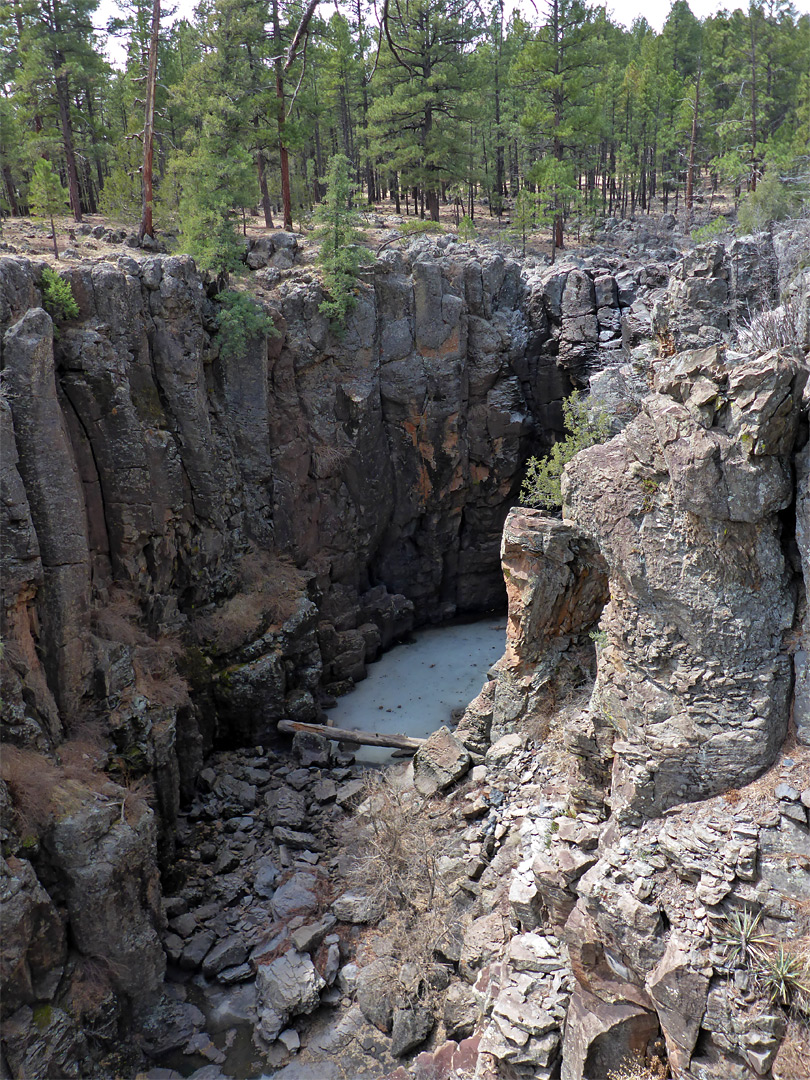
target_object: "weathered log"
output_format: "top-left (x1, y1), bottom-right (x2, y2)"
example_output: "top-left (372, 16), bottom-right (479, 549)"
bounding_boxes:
top-left (277, 719), bottom-right (424, 751)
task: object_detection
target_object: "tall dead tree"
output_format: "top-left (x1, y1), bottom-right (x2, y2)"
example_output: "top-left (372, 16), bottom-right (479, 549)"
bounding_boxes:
top-left (685, 63), bottom-right (701, 213)
top-left (272, 0), bottom-right (293, 231)
top-left (139, 0), bottom-right (160, 241)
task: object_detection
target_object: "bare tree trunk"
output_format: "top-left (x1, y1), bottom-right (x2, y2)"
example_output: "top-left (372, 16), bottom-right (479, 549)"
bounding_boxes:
top-left (493, 0), bottom-right (505, 213)
top-left (278, 719), bottom-right (424, 751)
top-left (139, 0), bottom-right (160, 241)
top-left (50, 213), bottom-right (58, 259)
top-left (272, 0), bottom-right (293, 231)
top-left (54, 71), bottom-right (82, 222)
top-left (685, 65), bottom-right (701, 213)
top-left (81, 154), bottom-right (96, 213)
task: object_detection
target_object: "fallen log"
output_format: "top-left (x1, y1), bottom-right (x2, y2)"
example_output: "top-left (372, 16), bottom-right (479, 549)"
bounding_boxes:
top-left (277, 719), bottom-right (425, 751)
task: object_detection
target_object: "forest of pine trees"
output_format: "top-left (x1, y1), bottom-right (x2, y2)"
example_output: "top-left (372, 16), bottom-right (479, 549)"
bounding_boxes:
top-left (1, 0), bottom-right (808, 269)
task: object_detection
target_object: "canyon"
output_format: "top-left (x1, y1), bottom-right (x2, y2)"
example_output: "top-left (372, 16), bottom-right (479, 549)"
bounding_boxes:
top-left (1, 216), bottom-right (809, 1080)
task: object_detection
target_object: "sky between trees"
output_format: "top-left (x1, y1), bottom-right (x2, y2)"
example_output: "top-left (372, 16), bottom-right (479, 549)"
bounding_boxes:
top-left (93, 0), bottom-right (810, 59)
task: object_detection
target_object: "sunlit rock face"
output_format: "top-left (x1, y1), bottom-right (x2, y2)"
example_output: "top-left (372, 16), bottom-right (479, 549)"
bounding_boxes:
top-left (563, 345), bottom-right (807, 821)
top-left (463, 508), bottom-right (608, 746)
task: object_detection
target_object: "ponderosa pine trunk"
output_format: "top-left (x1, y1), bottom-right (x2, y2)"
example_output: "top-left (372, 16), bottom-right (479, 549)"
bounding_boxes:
top-left (139, 0), bottom-right (160, 241)
top-left (3, 166), bottom-right (20, 216)
top-left (257, 147), bottom-right (274, 228)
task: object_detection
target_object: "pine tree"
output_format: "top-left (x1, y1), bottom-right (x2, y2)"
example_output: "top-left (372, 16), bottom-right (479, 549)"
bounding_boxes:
top-left (513, 0), bottom-right (599, 257)
top-left (29, 156), bottom-right (69, 258)
top-left (366, 0), bottom-right (483, 221)
top-left (508, 187), bottom-right (538, 255)
top-left (9, 0), bottom-right (105, 221)
top-left (177, 104), bottom-right (256, 275)
top-left (313, 153), bottom-right (372, 329)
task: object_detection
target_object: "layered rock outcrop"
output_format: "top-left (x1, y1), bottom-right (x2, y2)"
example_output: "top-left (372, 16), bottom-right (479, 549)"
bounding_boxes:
top-left (564, 345), bottom-right (806, 821)
top-left (482, 342), bottom-right (809, 1080)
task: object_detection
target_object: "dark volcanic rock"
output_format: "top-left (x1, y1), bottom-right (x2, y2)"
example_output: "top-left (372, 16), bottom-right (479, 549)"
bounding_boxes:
top-left (391, 1004), bottom-right (435, 1057)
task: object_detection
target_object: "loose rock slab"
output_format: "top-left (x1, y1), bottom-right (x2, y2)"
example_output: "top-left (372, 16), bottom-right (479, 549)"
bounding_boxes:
top-left (413, 727), bottom-right (471, 796)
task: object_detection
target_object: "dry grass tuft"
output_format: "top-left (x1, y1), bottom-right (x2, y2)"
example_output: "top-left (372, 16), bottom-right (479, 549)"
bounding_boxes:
top-left (0, 745), bottom-right (61, 836)
top-left (120, 775), bottom-right (155, 825)
top-left (59, 720), bottom-right (108, 771)
top-left (191, 550), bottom-right (308, 655)
top-left (738, 297), bottom-right (805, 353)
top-left (774, 1017), bottom-right (810, 1080)
top-left (92, 588), bottom-right (151, 647)
top-left (65, 957), bottom-right (115, 1021)
top-left (132, 645), bottom-right (190, 708)
top-left (310, 440), bottom-right (352, 477)
top-left (1, 726), bottom-right (153, 836)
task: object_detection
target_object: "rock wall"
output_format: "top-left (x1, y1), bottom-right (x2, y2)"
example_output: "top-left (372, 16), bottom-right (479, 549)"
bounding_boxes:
top-left (564, 345), bottom-right (806, 822)
top-left (482, 343), bottom-right (809, 1080)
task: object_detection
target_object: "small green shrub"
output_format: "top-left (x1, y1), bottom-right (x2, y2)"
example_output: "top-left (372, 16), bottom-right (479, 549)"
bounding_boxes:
top-left (520, 391), bottom-right (611, 510)
top-left (640, 476), bottom-right (660, 513)
top-left (737, 172), bottom-right (800, 233)
top-left (313, 154), bottom-right (373, 330)
top-left (458, 215), bottom-right (475, 241)
top-left (755, 945), bottom-right (810, 1010)
top-left (40, 266), bottom-right (79, 321)
top-left (691, 217), bottom-right (727, 243)
top-left (716, 907), bottom-right (774, 968)
top-left (398, 219), bottom-right (444, 237)
top-left (215, 290), bottom-right (277, 361)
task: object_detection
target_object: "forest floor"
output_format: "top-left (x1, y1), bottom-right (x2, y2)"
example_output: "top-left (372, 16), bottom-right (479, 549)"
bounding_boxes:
top-left (0, 191), bottom-right (722, 269)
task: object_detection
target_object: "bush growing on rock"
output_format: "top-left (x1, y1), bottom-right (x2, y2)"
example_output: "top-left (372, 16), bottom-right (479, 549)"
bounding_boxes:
top-left (738, 296), bottom-right (806, 353)
top-left (737, 171), bottom-right (802, 233)
top-left (314, 153), bottom-right (373, 330)
top-left (215, 289), bottom-right (277, 361)
top-left (346, 772), bottom-right (443, 915)
top-left (398, 219), bottom-right (444, 237)
top-left (29, 158), bottom-right (69, 260)
top-left (40, 266), bottom-right (79, 322)
top-left (520, 391), bottom-right (611, 511)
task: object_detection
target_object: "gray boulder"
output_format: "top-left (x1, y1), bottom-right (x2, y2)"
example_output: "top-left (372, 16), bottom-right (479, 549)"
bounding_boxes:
top-left (390, 1004), bottom-right (435, 1057)
top-left (413, 727), bottom-right (471, 796)
top-left (270, 873), bottom-right (319, 920)
top-left (202, 935), bottom-right (249, 977)
top-left (256, 949), bottom-right (324, 1043)
top-left (264, 786), bottom-right (308, 829)
top-left (355, 958), bottom-right (399, 1033)
top-left (443, 981), bottom-right (479, 1041)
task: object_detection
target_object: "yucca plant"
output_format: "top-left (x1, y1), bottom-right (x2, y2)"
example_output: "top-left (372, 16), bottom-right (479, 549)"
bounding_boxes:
top-left (755, 946), bottom-right (810, 1010)
top-left (716, 907), bottom-right (775, 968)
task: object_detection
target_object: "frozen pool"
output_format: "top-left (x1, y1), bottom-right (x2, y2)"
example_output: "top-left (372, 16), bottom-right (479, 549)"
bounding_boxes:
top-left (327, 616), bottom-right (507, 764)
